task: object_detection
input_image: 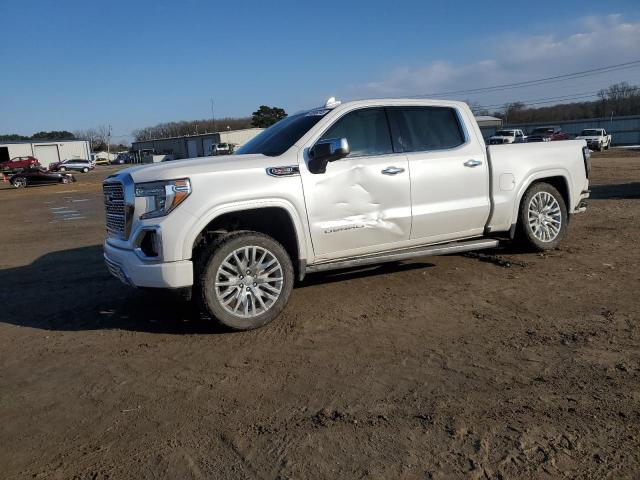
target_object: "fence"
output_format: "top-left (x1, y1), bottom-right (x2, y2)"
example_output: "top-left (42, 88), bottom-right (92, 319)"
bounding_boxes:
top-left (505, 115), bottom-right (640, 146)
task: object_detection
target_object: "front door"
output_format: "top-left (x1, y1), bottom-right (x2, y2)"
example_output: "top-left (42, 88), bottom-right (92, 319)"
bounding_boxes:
top-left (299, 107), bottom-right (411, 261)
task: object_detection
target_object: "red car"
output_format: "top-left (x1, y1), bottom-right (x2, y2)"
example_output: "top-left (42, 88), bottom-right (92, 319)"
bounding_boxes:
top-left (525, 126), bottom-right (570, 143)
top-left (0, 156), bottom-right (40, 172)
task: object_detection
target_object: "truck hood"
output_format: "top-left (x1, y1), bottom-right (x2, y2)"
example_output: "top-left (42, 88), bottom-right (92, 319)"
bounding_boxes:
top-left (575, 136), bottom-right (600, 140)
top-left (121, 153), bottom-right (295, 183)
top-left (489, 135), bottom-right (513, 140)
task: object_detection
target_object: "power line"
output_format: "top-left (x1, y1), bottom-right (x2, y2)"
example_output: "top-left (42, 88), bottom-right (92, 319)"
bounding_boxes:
top-left (412, 59), bottom-right (640, 98)
top-left (477, 86), bottom-right (640, 111)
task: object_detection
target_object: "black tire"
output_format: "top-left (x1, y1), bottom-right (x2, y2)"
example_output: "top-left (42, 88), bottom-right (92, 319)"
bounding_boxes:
top-left (62, 176), bottom-right (71, 184)
top-left (195, 231), bottom-right (294, 330)
top-left (12, 177), bottom-right (27, 188)
top-left (516, 182), bottom-right (568, 251)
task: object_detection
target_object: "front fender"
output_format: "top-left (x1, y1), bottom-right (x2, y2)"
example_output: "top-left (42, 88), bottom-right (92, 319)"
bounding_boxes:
top-left (182, 198), bottom-right (310, 262)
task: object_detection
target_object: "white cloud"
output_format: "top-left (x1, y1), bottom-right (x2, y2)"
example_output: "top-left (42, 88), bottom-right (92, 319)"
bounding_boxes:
top-left (356, 14), bottom-right (640, 106)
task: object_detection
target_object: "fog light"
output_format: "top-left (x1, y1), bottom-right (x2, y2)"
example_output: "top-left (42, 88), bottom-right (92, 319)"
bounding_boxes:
top-left (137, 229), bottom-right (161, 258)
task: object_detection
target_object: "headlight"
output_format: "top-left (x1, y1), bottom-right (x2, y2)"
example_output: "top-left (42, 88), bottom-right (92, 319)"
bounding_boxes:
top-left (135, 178), bottom-right (191, 219)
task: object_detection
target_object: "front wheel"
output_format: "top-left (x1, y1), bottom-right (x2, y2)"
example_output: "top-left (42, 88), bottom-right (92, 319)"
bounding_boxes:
top-left (12, 177), bottom-right (27, 188)
top-left (82, 167), bottom-right (88, 173)
top-left (195, 231), bottom-right (294, 330)
top-left (516, 182), bottom-right (568, 251)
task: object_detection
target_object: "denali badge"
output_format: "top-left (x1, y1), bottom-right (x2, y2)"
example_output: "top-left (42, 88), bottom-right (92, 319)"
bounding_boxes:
top-left (266, 166), bottom-right (300, 177)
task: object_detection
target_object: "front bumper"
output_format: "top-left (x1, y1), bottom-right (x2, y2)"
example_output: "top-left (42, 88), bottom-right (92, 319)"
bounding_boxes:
top-left (103, 240), bottom-right (193, 289)
top-left (574, 189), bottom-right (590, 213)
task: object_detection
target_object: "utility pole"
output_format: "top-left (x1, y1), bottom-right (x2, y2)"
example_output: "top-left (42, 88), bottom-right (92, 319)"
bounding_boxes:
top-left (210, 98), bottom-right (216, 133)
top-left (107, 124), bottom-right (112, 159)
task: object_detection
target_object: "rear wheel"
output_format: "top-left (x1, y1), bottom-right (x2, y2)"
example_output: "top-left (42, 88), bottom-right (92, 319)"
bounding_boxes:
top-left (516, 182), bottom-right (567, 251)
top-left (62, 176), bottom-right (71, 184)
top-left (195, 231), bottom-right (294, 330)
top-left (82, 167), bottom-right (88, 173)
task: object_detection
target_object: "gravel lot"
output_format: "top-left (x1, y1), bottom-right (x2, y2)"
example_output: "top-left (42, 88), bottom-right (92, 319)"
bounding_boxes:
top-left (0, 154), bottom-right (638, 479)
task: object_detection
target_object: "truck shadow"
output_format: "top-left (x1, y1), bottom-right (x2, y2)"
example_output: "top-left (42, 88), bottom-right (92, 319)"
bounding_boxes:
top-left (0, 246), bottom-right (433, 333)
top-left (0, 246), bottom-right (214, 334)
top-left (590, 182), bottom-right (640, 200)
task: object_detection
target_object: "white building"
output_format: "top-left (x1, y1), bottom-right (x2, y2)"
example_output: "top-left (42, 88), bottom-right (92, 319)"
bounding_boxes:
top-left (0, 139), bottom-right (91, 168)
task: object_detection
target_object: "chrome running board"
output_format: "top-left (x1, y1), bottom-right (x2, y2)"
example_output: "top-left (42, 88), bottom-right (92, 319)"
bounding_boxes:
top-left (306, 238), bottom-right (499, 273)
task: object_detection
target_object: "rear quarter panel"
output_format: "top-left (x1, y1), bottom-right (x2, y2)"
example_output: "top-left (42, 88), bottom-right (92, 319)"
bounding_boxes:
top-left (487, 140), bottom-right (588, 232)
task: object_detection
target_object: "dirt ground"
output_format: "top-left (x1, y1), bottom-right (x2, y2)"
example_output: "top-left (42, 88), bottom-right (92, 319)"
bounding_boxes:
top-left (0, 154), bottom-right (638, 479)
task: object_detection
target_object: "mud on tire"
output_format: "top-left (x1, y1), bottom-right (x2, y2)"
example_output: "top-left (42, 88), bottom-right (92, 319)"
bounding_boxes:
top-left (194, 231), bottom-right (294, 331)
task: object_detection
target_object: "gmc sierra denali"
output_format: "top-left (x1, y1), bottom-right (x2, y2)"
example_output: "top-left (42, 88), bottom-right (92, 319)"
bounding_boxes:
top-left (103, 98), bottom-right (590, 330)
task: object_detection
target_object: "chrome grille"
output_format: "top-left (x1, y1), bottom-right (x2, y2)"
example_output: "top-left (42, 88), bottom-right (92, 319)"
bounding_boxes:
top-left (103, 182), bottom-right (126, 237)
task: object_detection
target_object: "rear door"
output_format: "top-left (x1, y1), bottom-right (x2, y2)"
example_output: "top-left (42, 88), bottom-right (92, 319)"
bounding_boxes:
top-left (387, 106), bottom-right (490, 243)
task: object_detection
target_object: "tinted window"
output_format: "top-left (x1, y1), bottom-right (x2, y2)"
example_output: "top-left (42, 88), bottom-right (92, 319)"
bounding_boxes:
top-left (236, 109), bottom-right (329, 157)
top-left (319, 108), bottom-right (393, 157)
top-left (388, 107), bottom-right (465, 152)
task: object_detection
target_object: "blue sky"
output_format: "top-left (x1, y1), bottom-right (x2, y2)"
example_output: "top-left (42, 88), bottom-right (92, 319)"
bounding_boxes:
top-left (1, 0), bottom-right (639, 142)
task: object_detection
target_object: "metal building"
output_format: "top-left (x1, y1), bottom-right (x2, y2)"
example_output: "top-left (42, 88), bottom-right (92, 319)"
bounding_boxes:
top-left (131, 128), bottom-right (263, 160)
top-left (475, 116), bottom-right (503, 139)
top-left (0, 139), bottom-right (91, 168)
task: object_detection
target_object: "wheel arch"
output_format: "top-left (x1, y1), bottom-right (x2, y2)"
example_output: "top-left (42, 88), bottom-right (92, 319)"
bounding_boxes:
top-left (187, 201), bottom-right (308, 275)
top-left (511, 170), bottom-right (572, 227)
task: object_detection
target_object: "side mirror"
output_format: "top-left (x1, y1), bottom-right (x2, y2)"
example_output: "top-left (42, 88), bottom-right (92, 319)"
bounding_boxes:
top-left (308, 138), bottom-right (350, 174)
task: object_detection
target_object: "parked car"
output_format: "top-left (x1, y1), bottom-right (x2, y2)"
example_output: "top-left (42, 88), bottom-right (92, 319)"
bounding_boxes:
top-left (526, 126), bottom-right (570, 142)
top-left (49, 158), bottom-right (94, 173)
top-left (112, 153), bottom-right (133, 165)
top-left (488, 129), bottom-right (525, 145)
top-left (0, 156), bottom-right (40, 172)
top-left (9, 166), bottom-right (75, 188)
top-left (209, 143), bottom-right (235, 156)
top-left (94, 157), bottom-right (110, 166)
top-left (103, 97), bottom-right (590, 331)
top-left (575, 128), bottom-right (611, 151)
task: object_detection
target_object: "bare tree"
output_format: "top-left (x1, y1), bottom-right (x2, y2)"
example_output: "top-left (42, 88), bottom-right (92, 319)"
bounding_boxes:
top-left (74, 125), bottom-right (112, 151)
top-left (133, 117), bottom-right (253, 142)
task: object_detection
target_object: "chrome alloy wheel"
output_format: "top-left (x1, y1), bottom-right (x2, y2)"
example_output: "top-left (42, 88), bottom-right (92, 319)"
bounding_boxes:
top-left (214, 246), bottom-right (284, 318)
top-left (528, 191), bottom-right (562, 242)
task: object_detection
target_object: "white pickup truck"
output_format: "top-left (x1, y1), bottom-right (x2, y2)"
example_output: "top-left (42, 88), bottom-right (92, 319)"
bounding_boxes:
top-left (103, 98), bottom-right (591, 330)
top-left (487, 129), bottom-right (525, 145)
top-left (575, 128), bottom-right (612, 151)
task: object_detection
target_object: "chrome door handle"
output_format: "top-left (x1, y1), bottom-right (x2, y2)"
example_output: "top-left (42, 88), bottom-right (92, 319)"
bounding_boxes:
top-left (464, 159), bottom-right (482, 167)
top-left (381, 166), bottom-right (405, 175)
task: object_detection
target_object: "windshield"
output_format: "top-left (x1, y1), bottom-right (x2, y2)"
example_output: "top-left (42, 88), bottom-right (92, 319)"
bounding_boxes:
top-left (236, 109), bottom-right (329, 157)
top-left (495, 130), bottom-right (515, 136)
top-left (580, 129), bottom-right (599, 136)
